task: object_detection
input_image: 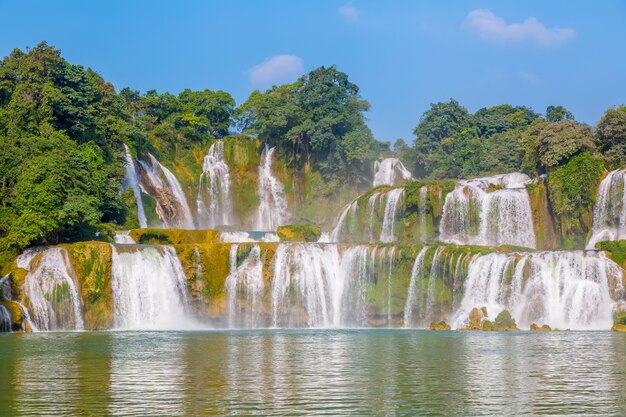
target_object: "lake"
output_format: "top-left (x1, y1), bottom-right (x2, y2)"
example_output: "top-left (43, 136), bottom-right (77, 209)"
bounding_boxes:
top-left (1, 330), bottom-right (625, 416)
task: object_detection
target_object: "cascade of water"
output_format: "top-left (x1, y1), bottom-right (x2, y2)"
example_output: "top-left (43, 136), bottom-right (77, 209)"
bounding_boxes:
top-left (0, 304), bottom-right (11, 332)
top-left (197, 141), bottom-right (233, 228)
top-left (21, 247), bottom-right (84, 331)
top-left (114, 231), bottom-right (135, 244)
top-left (380, 188), bottom-right (404, 243)
top-left (138, 153), bottom-right (195, 229)
top-left (440, 173), bottom-right (536, 248)
top-left (450, 251), bottom-right (621, 330)
top-left (404, 247), bottom-right (429, 327)
top-left (271, 244), bottom-right (342, 327)
top-left (225, 244), bottom-right (265, 328)
top-left (373, 157), bottom-right (413, 187)
top-left (122, 144), bottom-right (148, 228)
top-left (220, 231), bottom-right (280, 243)
top-left (329, 201), bottom-right (358, 242)
top-left (587, 168), bottom-right (626, 249)
top-left (111, 245), bottom-right (192, 330)
top-left (367, 193), bottom-right (380, 241)
top-left (255, 146), bottom-right (289, 231)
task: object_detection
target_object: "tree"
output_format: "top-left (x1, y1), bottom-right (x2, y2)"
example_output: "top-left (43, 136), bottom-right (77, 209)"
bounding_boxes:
top-left (412, 99), bottom-right (471, 177)
top-left (596, 106), bottom-right (626, 168)
top-left (546, 105), bottom-right (575, 122)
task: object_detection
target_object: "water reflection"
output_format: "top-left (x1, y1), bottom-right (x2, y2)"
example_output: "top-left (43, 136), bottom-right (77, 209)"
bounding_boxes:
top-left (0, 331), bottom-right (625, 415)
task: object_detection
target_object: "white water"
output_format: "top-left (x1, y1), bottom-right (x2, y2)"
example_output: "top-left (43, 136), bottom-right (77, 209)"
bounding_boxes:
top-left (373, 157), bottom-right (413, 187)
top-left (138, 153), bottom-right (195, 229)
top-left (111, 245), bottom-right (193, 330)
top-left (403, 247), bottom-right (429, 328)
top-left (197, 141), bottom-right (233, 228)
top-left (122, 144), bottom-right (148, 228)
top-left (21, 247), bottom-right (84, 331)
top-left (450, 251), bottom-right (621, 330)
top-left (587, 168), bottom-right (626, 249)
top-left (225, 244), bottom-right (265, 328)
top-left (380, 188), bottom-right (404, 243)
top-left (255, 146), bottom-right (289, 231)
top-left (220, 231), bottom-right (280, 243)
top-left (440, 173), bottom-right (536, 248)
top-left (329, 201), bottom-right (358, 242)
top-left (114, 231), bottom-right (135, 244)
top-left (0, 304), bottom-right (11, 332)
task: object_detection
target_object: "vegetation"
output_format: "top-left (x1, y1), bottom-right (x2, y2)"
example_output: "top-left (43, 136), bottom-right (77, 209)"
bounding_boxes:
top-left (276, 224), bottom-right (322, 242)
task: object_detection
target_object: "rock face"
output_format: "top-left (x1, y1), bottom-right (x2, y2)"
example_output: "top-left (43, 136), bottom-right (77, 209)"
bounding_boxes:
top-left (129, 229), bottom-right (220, 245)
top-left (482, 310), bottom-right (519, 331)
top-left (277, 225), bottom-right (322, 242)
top-left (612, 324), bottom-right (626, 332)
top-left (459, 307), bottom-right (485, 330)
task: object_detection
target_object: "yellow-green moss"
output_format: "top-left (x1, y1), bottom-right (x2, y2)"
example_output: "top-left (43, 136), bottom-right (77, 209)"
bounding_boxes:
top-left (528, 183), bottom-right (559, 250)
top-left (0, 300), bottom-right (23, 331)
top-left (66, 242), bottom-right (113, 330)
top-left (277, 225), bottom-right (322, 242)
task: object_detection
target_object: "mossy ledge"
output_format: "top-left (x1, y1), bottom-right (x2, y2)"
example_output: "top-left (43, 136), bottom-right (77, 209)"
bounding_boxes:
top-left (277, 225), bottom-right (322, 242)
top-left (129, 229), bottom-right (221, 245)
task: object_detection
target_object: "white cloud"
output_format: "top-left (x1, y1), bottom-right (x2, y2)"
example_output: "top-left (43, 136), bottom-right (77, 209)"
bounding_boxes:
top-left (338, 5), bottom-right (359, 22)
top-left (464, 9), bottom-right (575, 47)
top-left (248, 55), bottom-right (304, 86)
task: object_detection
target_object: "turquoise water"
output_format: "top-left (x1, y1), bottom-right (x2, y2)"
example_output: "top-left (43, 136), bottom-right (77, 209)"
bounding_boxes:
top-left (1, 330), bottom-right (625, 416)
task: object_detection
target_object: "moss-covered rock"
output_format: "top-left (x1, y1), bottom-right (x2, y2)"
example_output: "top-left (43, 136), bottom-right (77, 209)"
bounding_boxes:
top-left (597, 240), bottom-right (626, 268)
top-left (0, 300), bottom-right (24, 331)
top-left (428, 321), bottom-right (451, 331)
top-left (459, 307), bottom-right (484, 330)
top-left (612, 324), bottom-right (626, 332)
top-left (530, 323), bottom-right (552, 332)
top-left (130, 228), bottom-right (220, 245)
top-left (527, 183), bottom-right (559, 250)
top-left (277, 225), bottom-right (322, 242)
top-left (66, 242), bottom-right (113, 330)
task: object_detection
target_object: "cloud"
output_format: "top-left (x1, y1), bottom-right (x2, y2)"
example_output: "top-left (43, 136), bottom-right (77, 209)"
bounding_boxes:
top-left (338, 5), bottom-right (360, 22)
top-left (248, 55), bottom-right (304, 86)
top-left (464, 9), bottom-right (575, 47)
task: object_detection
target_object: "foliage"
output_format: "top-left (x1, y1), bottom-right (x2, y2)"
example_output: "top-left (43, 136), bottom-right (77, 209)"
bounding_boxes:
top-left (237, 66), bottom-right (379, 185)
top-left (596, 106), bottom-right (626, 169)
top-left (276, 224), bottom-right (322, 242)
top-left (545, 105), bottom-right (575, 122)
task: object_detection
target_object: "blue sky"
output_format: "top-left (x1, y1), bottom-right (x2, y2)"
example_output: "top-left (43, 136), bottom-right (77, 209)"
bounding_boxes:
top-left (1, 0), bottom-right (625, 142)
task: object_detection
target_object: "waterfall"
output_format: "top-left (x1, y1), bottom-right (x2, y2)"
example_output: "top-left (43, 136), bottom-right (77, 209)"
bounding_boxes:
top-left (587, 168), bottom-right (626, 249)
top-left (220, 231), bottom-right (279, 243)
top-left (111, 245), bottom-right (192, 330)
top-left (329, 201), bottom-right (358, 242)
top-left (380, 188), bottom-right (404, 243)
top-left (225, 244), bottom-right (265, 328)
top-left (21, 247), bottom-right (84, 331)
top-left (197, 141), bottom-right (233, 228)
top-left (255, 146), bottom-right (289, 231)
top-left (450, 251), bottom-right (622, 330)
top-left (114, 231), bottom-right (135, 244)
top-left (440, 173), bottom-right (536, 248)
top-left (138, 153), bottom-right (195, 229)
top-left (0, 304), bottom-right (11, 332)
top-left (121, 144), bottom-right (148, 228)
top-left (404, 247), bottom-right (429, 327)
top-left (373, 157), bottom-right (413, 187)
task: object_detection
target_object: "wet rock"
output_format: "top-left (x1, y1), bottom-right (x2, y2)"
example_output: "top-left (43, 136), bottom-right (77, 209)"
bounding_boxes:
top-left (428, 321), bottom-right (451, 331)
top-left (530, 323), bottom-right (552, 332)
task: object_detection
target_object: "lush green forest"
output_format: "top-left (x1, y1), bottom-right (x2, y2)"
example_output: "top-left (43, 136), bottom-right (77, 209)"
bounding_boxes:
top-left (0, 42), bottom-right (625, 265)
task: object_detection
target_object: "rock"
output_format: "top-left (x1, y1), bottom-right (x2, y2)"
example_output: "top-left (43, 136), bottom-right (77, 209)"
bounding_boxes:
top-left (276, 225), bottom-right (322, 242)
top-left (428, 321), bottom-right (451, 331)
top-left (530, 323), bottom-right (552, 332)
top-left (491, 310), bottom-right (519, 331)
top-left (459, 307), bottom-right (484, 330)
top-left (612, 324), bottom-right (626, 332)
top-left (130, 229), bottom-right (220, 245)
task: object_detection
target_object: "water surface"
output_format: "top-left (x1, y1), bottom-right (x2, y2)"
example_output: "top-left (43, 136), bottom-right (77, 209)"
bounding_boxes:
top-left (1, 330), bottom-right (625, 416)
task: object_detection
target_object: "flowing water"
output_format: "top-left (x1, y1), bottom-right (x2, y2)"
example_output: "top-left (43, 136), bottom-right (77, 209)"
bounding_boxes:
top-left (588, 168), bottom-right (626, 248)
top-left (372, 157), bottom-right (413, 187)
top-left (1, 330), bottom-right (626, 416)
top-left (440, 173), bottom-right (536, 248)
top-left (0, 304), bottom-right (10, 332)
top-left (197, 141), bottom-right (233, 228)
top-left (380, 188), bottom-right (404, 242)
top-left (255, 145), bottom-right (288, 231)
top-left (110, 245), bottom-right (194, 330)
top-left (20, 247), bottom-right (84, 331)
top-left (121, 144), bottom-right (148, 228)
top-left (225, 244), bottom-right (265, 328)
top-left (138, 154), bottom-right (195, 229)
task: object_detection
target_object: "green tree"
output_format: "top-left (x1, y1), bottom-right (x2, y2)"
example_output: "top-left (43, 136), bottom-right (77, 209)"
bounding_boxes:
top-left (546, 105), bottom-right (575, 122)
top-left (596, 106), bottom-right (626, 168)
